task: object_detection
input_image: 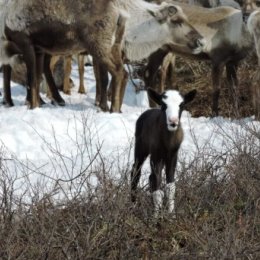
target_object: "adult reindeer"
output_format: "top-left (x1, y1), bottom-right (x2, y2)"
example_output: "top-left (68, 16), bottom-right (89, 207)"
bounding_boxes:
top-left (2, 0), bottom-right (205, 112)
top-left (143, 1), bottom-right (252, 116)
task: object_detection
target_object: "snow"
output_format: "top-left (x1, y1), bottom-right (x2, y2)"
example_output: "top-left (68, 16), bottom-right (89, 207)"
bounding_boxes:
top-left (0, 64), bottom-right (259, 203)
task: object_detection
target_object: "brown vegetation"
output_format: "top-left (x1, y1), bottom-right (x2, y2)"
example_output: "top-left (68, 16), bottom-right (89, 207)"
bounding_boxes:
top-left (0, 117), bottom-right (259, 259)
top-left (135, 51), bottom-right (258, 119)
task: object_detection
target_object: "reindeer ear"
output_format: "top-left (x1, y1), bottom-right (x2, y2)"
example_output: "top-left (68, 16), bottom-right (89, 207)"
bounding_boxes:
top-left (147, 9), bottom-right (156, 18)
top-left (168, 5), bottom-right (178, 16)
top-left (148, 4), bottom-right (177, 23)
top-left (184, 89), bottom-right (197, 104)
top-left (147, 88), bottom-right (162, 105)
top-left (147, 9), bottom-right (167, 24)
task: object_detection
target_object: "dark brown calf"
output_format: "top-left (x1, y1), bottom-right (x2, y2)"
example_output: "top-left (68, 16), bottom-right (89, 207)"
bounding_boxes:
top-left (131, 88), bottom-right (196, 216)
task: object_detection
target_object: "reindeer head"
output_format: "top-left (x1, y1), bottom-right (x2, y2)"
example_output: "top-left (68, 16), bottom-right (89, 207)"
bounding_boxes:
top-left (148, 88), bottom-right (197, 131)
top-left (148, 3), bottom-right (205, 54)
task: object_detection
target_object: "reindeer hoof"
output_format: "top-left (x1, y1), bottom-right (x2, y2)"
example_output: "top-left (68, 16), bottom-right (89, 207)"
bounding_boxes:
top-left (78, 90), bottom-right (86, 94)
top-left (51, 98), bottom-right (66, 107)
top-left (100, 103), bottom-right (109, 112)
top-left (2, 100), bottom-right (14, 107)
top-left (110, 107), bottom-right (121, 113)
top-left (63, 90), bottom-right (71, 95)
top-left (40, 97), bottom-right (46, 106)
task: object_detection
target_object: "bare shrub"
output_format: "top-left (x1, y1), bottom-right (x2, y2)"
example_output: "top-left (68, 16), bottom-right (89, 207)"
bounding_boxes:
top-left (0, 114), bottom-right (259, 259)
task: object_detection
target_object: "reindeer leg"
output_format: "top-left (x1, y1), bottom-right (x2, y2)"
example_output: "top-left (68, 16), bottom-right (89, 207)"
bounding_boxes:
top-left (253, 74), bottom-right (260, 120)
top-left (131, 143), bottom-right (148, 203)
top-left (119, 68), bottom-right (128, 108)
top-left (160, 53), bottom-right (174, 93)
top-left (252, 31), bottom-right (260, 119)
top-left (100, 13), bottom-right (127, 113)
top-left (2, 65), bottom-right (14, 107)
top-left (93, 58), bottom-right (109, 111)
top-left (43, 54), bottom-right (65, 106)
top-left (109, 63), bottom-right (126, 113)
top-left (93, 58), bottom-right (101, 107)
top-left (166, 55), bottom-right (176, 90)
top-left (63, 55), bottom-right (72, 95)
top-left (211, 63), bottom-right (224, 117)
top-left (24, 45), bottom-right (38, 109)
top-left (35, 51), bottom-right (46, 106)
top-left (99, 64), bottom-right (109, 111)
top-left (113, 14), bottom-right (128, 108)
top-left (165, 154), bottom-right (178, 214)
top-left (226, 61), bottom-right (239, 114)
top-left (100, 57), bottom-right (126, 113)
top-left (78, 54), bottom-right (86, 94)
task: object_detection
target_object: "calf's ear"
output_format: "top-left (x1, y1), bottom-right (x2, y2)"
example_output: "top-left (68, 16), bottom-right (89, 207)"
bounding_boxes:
top-left (147, 88), bottom-right (162, 105)
top-left (184, 89), bottom-right (197, 104)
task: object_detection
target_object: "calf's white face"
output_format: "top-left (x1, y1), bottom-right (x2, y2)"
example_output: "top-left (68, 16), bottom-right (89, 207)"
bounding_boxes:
top-left (162, 90), bottom-right (184, 131)
top-left (147, 88), bottom-right (197, 132)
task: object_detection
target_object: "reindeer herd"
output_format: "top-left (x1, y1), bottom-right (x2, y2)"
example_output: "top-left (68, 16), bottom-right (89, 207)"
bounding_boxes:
top-left (0, 0), bottom-right (259, 215)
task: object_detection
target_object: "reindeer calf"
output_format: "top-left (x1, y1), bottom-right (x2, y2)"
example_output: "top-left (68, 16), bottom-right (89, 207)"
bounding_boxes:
top-left (131, 88), bottom-right (196, 216)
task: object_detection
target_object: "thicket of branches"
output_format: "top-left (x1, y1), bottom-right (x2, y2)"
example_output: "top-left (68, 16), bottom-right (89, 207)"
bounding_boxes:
top-left (0, 116), bottom-right (259, 260)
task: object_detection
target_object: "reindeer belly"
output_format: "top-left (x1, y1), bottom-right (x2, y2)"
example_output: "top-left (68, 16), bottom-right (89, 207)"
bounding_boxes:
top-left (28, 21), bottom-right (85, 55)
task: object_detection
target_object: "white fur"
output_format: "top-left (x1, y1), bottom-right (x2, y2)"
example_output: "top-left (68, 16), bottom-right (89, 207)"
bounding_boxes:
top-left (0, 0), bottom-right (17, 65)
top-left (247, 10), bottom-right (260, 65)
top-left (116, 0), bottom-right (204, 61)
top-left (162, 90), bottom-right (184, 131)
top-left (125, 14), bottom-right (203, 60)
top-left (247, 9), bottom-right (260, 34)
top-left (165, 182), bottom-right (176, 213)
top-left (152, 189), bottom-right (164, 216)
top-left (120, 1), bottom-right (174, 61)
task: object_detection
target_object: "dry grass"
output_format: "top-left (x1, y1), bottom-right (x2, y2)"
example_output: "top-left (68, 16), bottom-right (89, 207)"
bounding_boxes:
top-left (171, 53), bottom-right (258, 118)
top-left (131, 51), bottom-right (259, 119)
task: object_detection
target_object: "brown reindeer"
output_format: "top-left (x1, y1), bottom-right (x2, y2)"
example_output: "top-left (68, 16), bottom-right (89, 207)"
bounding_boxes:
top-left (2, 0), bottom-right (205, 112)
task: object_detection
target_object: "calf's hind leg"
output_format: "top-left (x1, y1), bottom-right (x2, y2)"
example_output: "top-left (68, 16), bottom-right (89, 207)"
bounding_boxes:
top-left (131, 144), bottom-right (148, 203)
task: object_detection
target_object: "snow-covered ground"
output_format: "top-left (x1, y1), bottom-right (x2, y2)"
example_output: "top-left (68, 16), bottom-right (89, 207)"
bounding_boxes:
top-left (0, 65), bottom-right (259, 202)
